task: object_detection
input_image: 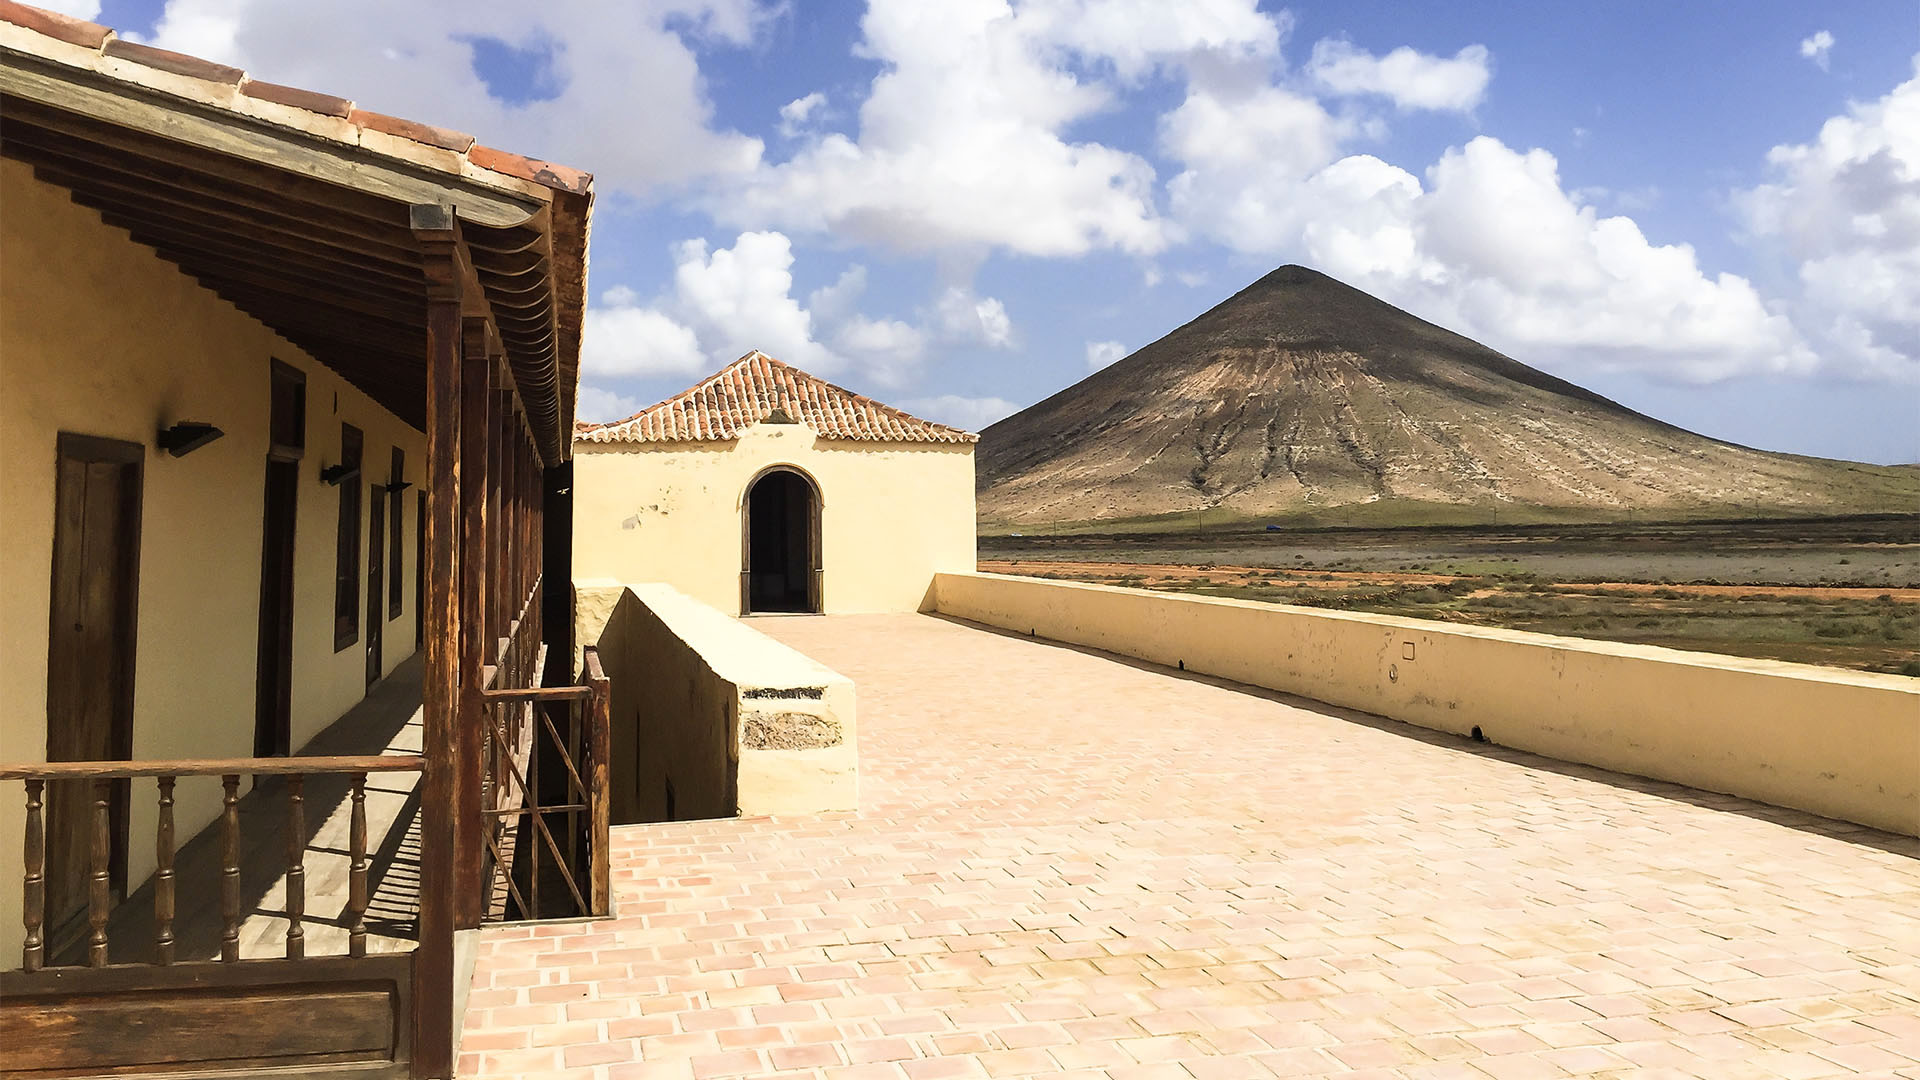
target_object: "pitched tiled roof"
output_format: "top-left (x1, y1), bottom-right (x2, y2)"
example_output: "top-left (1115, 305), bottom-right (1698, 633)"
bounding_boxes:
top-left (0, 1), bottom-right (591, 197)
top-left (577, 352), bottom-right (979, 445)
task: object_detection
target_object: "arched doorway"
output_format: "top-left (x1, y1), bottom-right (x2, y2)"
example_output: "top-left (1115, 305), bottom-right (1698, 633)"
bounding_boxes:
top-left (742, 466), bottom-right (821, 614)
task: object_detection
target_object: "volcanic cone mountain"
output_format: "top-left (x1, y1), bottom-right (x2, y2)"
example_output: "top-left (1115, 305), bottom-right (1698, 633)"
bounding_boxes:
top-left (978, 266), bottom-right (1918, 527)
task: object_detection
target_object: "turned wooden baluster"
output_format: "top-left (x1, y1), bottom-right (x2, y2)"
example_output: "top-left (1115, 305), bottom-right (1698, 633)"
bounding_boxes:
top-left (155, 776), bottom-right (176, 965)
top-left (22, 779), bottom-right (45, 972)
top-left (88, 778), bottom-right (110, 967)
top-left (347, 773), bottom-right (369, 958)
top-left (285, 774), bottom-right (305, 960)
top-left (220, 774), bottom-right (241, 962)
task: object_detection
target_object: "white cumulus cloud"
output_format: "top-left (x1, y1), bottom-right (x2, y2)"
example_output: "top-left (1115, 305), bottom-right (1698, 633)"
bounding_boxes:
top-left (139, 0), bottom-right (767, 195)
top-left (897, 394), bottom-right (1021, 431)
top-left (777, 91), bottom-right (827, 137)
top-left (1737, 55), bottom-right (1920, 382)
top-left (1307, 39), bottom-right (1492, 112)
top-left (670, 231), bottom-right (839, 372)
top-left (583, 233), bottom-right (1019, 394)
top-left (1162, 64), bottom-right (1815, 383)
top-left (36, 0), bottom-right (102, 17)
top-left (1800, 30), bottom-right (1834, 71)
top-left (707, 0), bottom-right (1292, 257)
top-left (935, 288), bottom-right (1015, 348)
top-left (1085, 340), bottom-right (1127, 370)
top-left (581, 297), bottom-right (705, 378)
top-left (833, 315), bottom-right (927, 387)
top-left (575, 384), bottom-right (646, 423)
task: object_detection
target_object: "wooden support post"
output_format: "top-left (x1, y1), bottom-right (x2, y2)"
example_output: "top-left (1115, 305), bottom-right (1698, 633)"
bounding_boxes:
top-left (284, 774), bottom-right (306, 960)
top-left (454, 316), bottom-right (493, 930)
top-left (348, 774), bottom-right (369, 959)
top-left (412, 202), bottom-right (463, 1080)
top-left (220, 774), bottom-right (241, 962)
top-left (22, 779), bottom-right (44, 972)
top-left (585, 648), bottom-right (612, 916)
top-left (499, 367), bottom-right (514, 645)
top-left (154, 775), bottom-right (175, 965)
top-left (88, 778), bottom-right (110, 967)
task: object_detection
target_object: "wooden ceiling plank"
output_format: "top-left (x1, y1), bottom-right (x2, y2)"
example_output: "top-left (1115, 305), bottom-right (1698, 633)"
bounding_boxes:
top-left (182, 270), bottom-right (425, 329)
top-left (105, 219), bottom-right (426, 304)
top-left (101, 210), bottom-right (426, 291)
top-left (30, 161), bottom-right (424, 266)
top-left (244, 307), bottom-right (426, 355)
top-left (69, 184), bottom-right (425, 279)
top-left (3, 129), bottom-right (425, 261)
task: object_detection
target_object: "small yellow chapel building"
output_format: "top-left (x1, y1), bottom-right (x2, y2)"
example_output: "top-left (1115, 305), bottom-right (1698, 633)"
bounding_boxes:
top-left (571, 351), bottom-right (978, 615)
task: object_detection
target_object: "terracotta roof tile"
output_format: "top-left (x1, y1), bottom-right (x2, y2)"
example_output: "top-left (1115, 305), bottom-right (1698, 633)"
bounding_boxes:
top-left (101, 38), bottom-right (244, 84)
top-left (241, 78), bottom-right (352, 118)
top-left (348, 107), bottom-right (475, 153)
top-left (0, 0), bottom-right (107, 48)
top-left (0, 1), bottom-right (591, 199)
top-left (468, 145), bottom-right (593, 196)
top-left (577, 351), bottom-right (979, 446)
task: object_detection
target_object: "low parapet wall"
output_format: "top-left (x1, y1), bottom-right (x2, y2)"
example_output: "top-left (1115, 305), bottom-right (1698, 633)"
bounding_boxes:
top-left (932, 572), bottom-right (1919, 836)
top-left (577, 581), bottom-right (856, 822)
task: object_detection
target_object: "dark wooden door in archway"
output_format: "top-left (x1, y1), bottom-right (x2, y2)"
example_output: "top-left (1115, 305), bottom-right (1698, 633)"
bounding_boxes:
top-left (742, 469), bottom-right (820, 614)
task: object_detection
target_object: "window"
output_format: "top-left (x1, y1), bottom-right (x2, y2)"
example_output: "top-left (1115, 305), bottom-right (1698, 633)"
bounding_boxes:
top-left (388, 448), bottom-right (405, 620)
top-left (333, 423), bottom-right (363, 652)
top-left (268, 360), bottom-right (305, 459)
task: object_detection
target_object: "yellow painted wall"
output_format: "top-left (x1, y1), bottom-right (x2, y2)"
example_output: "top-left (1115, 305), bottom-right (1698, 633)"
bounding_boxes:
top-left (933, 572), bottom-right (1920, 836)
top-left (572, 424), bottom-right (975, 615)
top-left (0, 159), bottom-right (427, 957)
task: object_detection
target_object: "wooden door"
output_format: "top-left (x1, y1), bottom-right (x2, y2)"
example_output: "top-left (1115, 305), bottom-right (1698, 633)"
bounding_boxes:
top-left (45, 433), bottom-right (143, 960)
top-left (366, 486), bottom-right (385, 687)
top-left (254, 458), bottom-right (299, 757)
top-left (256, 361), bottom-right (304, 757)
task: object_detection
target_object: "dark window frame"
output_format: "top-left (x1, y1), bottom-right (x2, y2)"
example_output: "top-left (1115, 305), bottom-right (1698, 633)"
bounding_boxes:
top-left (267, 359), bottom-right (306, 462)
top-left (333, 423), bottom-right (363, 652)
top-left (387, 447), bottom-right (405, 621)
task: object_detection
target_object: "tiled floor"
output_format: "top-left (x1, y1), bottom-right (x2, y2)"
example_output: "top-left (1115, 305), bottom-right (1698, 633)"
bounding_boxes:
top-left (458, 614), bottom-right (1920, 1079)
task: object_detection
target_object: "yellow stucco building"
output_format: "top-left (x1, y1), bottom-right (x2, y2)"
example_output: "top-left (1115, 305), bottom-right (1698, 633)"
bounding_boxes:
top-left (572, 352), bottom-right (978, 615)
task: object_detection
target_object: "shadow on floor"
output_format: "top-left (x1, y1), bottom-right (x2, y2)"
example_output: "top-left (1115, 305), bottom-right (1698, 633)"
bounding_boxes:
top-left (99, 656), bottom-right (428, 965)
top-left (932, 614), bottom-right (1919, 860)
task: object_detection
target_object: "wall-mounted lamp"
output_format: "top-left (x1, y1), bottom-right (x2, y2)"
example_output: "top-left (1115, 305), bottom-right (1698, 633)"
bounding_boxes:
top-left (382, 478), bottom-right (414, 493)
top-left (156, 421), bottom-right (224, 457)
top-left (320, 463), bottom-right (360, 486)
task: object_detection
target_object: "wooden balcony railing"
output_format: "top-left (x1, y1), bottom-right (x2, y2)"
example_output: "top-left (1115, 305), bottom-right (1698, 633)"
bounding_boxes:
top-left (2, 755), bottom-right (428, 1079)
top-left (3, 756), bottom-right (424, 971)
top-left (477, 644), bottom-right (610, 922)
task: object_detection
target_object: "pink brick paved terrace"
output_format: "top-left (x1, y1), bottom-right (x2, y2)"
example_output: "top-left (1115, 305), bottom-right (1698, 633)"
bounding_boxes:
top-left (459, 614), bottom-right (1920, 1079)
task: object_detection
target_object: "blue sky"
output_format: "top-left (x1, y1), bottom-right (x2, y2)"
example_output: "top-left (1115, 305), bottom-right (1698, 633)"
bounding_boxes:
top-left (79, 0), bottom-right (1920, 463)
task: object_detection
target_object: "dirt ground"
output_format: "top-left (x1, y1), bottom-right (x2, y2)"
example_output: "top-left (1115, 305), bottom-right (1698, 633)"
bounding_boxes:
top-left (976, 518), bottom-right (1920, 676)
top-left (982, 515), bottom-right (1920, 588)
top-left (980, 559), bottom-right (1920, 604)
